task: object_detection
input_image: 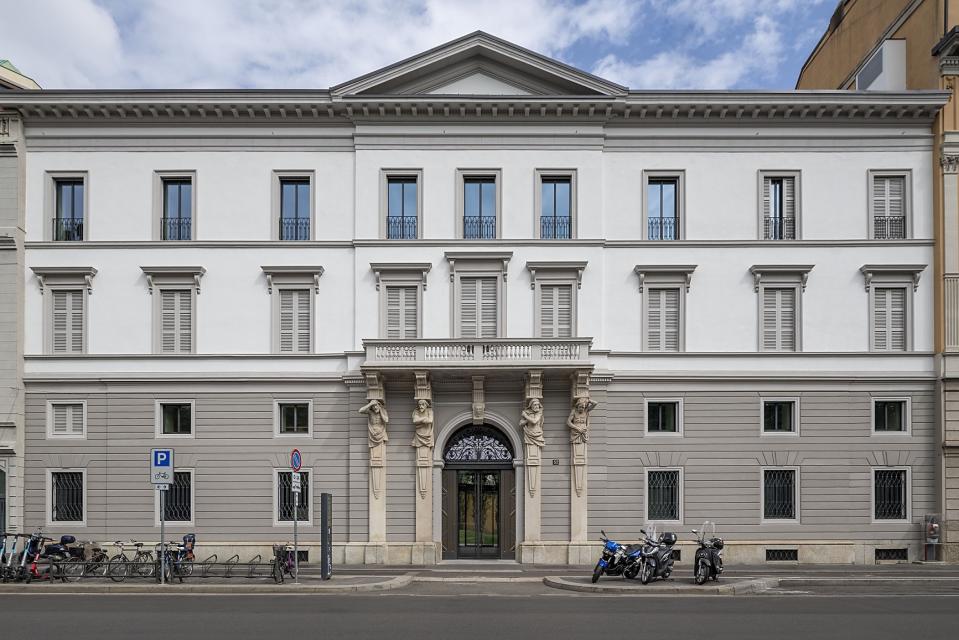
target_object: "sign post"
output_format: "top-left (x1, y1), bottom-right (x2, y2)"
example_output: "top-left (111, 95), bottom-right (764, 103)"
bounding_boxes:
top-left (151, 448), bottom-right (174, 585)
top-left (321, 492), bottom-right (332, 580)
top-left (290, 449), bottom-right (302, 585)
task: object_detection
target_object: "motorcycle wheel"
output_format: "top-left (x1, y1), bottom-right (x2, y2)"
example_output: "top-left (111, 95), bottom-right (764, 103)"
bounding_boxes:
top-left (591, 563), bottom-right (603, 584)
top-left (624, 565), bottom-right (638, 580)
top-left (639, 562), bottom-right (652, 585)
top-left (695, 560), bottom-right (708, 585)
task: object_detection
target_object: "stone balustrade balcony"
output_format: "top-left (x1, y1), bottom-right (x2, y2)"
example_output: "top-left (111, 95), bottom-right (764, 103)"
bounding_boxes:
top-left (362, 337), bottom-right (592, 370)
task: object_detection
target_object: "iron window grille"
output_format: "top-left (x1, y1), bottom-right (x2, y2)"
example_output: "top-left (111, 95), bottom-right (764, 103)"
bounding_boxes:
top-left (161, 403), bottom-right (192, 435)
top-left (163, 471), bottom-right (193, 522)
top-left (647, 178), bottom-right (679, 240)
top-left (387, 177), bottom-right (418, 239)
top-left (444, 426), bottom-right (513, 463)
top-left (875, 548), bottom-right (908, 561)
top-left (463, 176), bottom-right (496, 239)
top-left (763, 401), bottom-right (795, 433)
top-left (873, 216), bottom-right (905, 240)
top-left (647, 402), bottom-right (678, 433)
top-left (279, 403), bottom-right (310, 434)
top-left (540, 176), bottom-right (572, 239)
top-left (763, 469), bottom-right (796, 519)
top-left (53, 178), bottom-right (85, 241)
top-left (648, 217), bottom-right (679, 240)
top-left (874, 469), bottom-right (907, 520)
top-left (162, 178), bottom-right (192, 240)
top-left (51, 471), bottom-right (84, 522)
top-left (277, 471), bottom-right (309, 522)
top-left (874, 401), bottom-right (906, 432)
top-left (766, 549), bottom-right (798, 562)
top-left (647, 470), bottom-right (680, 521)
top-left (278, 178), bottom-right (311, 240)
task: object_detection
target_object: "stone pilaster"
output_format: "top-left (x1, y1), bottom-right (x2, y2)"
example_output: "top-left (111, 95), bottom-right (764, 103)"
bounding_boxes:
top-left (569, 371), bottom-right (592, 543)
top-left (412, 371), bottom-right (433, 544)
top-left (523, 370), bottom-right (543, 543)
top-left (362, 372), bottom-right (387, 543)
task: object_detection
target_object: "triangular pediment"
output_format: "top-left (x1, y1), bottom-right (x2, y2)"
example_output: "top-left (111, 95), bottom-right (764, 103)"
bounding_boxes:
top-left (332, 31), bottom-right (625, 97)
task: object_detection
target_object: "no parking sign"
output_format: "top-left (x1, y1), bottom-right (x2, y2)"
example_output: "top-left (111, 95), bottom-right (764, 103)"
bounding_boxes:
top-left (291, 448), bottom-right (302, 472)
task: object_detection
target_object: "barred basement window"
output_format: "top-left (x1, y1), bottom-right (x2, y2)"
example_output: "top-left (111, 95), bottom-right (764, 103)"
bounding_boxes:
top-left (874, 469), bottom-right (907, 520)
top-left (875, 548), bottom-right (908, 562)
top-left (279, 403), bottom-right (310, 435)
top-left (763, 469), bottom-right (796, 520)
top-left (163, 471), bottom-right (193, 522)
top-left (874, 400), bottom-right (907, 432)
top-left (161, 403), bottom-right (192, 435)
top-left (277, 471), bottom-right (309, 522)
top-left (51, 471), bottom-right (84, 522)
top-left (647, 470), bottom-right (680, 521)
top-left (766, 549), bottom-right (798, 562)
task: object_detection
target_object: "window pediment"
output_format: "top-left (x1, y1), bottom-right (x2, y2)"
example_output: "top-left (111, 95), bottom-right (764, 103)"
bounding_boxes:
top-left (261, 265), bottom-right (324, 294)
top-left (859, 264), bottom-right (925, 292)
top-left (32, 266), bottom-right (97, 294)
top-left (445, 251), bottom-right (511, 282)
top-left (141, 265), bottom-right (205, 295)
top-left (634, 265), bottom-right (696, 293)
top-left (371, 262), bottom-right (432, 291)
top-left (526, 261), bottom-right (587, 289)
top-left (749, 264), bottom-right (813, 292)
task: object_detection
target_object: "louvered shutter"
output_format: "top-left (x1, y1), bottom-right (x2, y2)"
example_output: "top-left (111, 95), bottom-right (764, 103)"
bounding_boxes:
top-left (663, 288), bottom-right (680, 351)
top-left (762, 177), bottom-right (771, 220)
top-left (52, 404), bottom-right (83, 436)
top-left (647, 288), bottom-right (680, 351)
top-left (479, 277), bottom-right (498, 338)
top-left (386, 286), bottom-right (417, 339)
top-left (296, 290), bottom-right (311, 352)
top-left (874, 287), bottom-right (906, 351)
top-left (160, 290), bottom-right (192, 353)
top-left (279, 290), bottom-right (294, 352)
top-left (460, 278), bottom-right (478, 338)
top-left (279, 289), bottom-right (311, 353)
top-left (762, 288), bottom-right (796, 352)
top-left (873, 176), bottom-right (904, 219)
top-left (540, 284), bottom-right (573, 338)
top-left (460, 277), bottom-right (497, 338)
top-left (52, 290), bottom-right (84, 354)
top-left (783, 177), bottom-right (795, 220)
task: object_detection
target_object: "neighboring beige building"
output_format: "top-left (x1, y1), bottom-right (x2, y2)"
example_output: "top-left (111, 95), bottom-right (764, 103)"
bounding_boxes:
top-left (0, 60), bottom-right (40, 91)
top-left (798, 0), bottom-right (959, 561)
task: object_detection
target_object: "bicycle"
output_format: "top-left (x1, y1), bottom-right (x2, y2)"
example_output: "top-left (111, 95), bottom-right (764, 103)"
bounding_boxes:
top-left (108, 541), bottom-right (155, 581)
top-left (272, 544), bottom-right (297, 584)
top-left (84, 543), bottom-right (110, 578)
top-left (155, 535), bottom-right (195, 584)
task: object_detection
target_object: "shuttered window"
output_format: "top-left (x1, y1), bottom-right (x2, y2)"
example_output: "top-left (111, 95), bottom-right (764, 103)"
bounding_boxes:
top-left (646, 287), bottom-right (681, 352)
top-left (159, 289), bottom-right (193, 353)
top-left (460, 277), bottom-right (498, 338)
top-left (278, 289), bottom-right (312, 353)
top-left (761, 287), bottom-right (797, 351)
top-left (540, 284), bottom-right (573, 338)
top-left (873, 287), bottom-right (906, 351)
top-left (50, 403), bottom-right (84, 437)
top-left (51, 289), bottom-right (84, 353)
top-left (386, 286), bottom-right (418, 339)
top-left (872, 175), bottom-right (906, 239)
top-left (762, 175), bottom-right (797, 240)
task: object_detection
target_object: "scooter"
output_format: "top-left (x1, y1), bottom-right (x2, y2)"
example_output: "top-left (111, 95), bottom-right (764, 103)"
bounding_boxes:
top-left (638, 526), bottom-right (678, 584)
top-left (692, 521), bottom-right (724, 585)
top-left (592, 530), bottom-right (642, 583)
top-left (2, 533), bottom-right (23, 582)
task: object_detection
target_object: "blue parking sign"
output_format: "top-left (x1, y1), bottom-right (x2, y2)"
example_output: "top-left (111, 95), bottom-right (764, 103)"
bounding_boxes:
top-left (150, 448), bottom-right (174, 486)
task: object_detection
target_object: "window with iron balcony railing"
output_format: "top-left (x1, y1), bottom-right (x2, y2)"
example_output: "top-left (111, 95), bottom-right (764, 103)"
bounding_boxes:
top-left (648, 217), bottom-right (679, 240)
top-left (387, 216), bottom-right (418, 239)
top-left (463, 215), bottom-right (496, 239)
top-left (279, 218), bottom-right (310, 241)
top-left (161, 217), bottom-right (192, 241)
top-left (53, 218), bottom-right (84, 242)
top-left (764, 217), bottom-right (795, 240)
top-left (873, 216), bottom-right (906, 240)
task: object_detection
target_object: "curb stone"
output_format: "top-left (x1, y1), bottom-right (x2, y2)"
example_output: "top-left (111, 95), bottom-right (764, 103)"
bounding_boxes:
top-left (414, 576), bottom-right (544, 583)
top-left (542, 576), bottom-right (778, 595)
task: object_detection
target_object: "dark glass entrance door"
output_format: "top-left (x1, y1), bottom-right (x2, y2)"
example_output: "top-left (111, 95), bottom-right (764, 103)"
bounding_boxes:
top-left (457, 470), bottom-right (500, 559)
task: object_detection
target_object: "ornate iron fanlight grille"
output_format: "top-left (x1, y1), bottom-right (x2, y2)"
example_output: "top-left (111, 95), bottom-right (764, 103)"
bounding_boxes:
top-left (444, 426), bottom-right (513, 463)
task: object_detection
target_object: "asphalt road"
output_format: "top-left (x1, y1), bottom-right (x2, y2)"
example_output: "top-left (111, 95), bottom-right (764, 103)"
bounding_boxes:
top-left (5, 586), bottom-right (958, 640)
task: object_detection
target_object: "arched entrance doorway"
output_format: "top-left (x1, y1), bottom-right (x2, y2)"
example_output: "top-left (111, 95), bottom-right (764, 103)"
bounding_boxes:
top-left (441, 425), bottom-right (516, 560)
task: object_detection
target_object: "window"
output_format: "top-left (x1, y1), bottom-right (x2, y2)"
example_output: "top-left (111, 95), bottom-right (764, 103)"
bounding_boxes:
top-left (276, 401), bottom-right (311, 436)
top-left (279, 177), bottom-right (311, 241)
top-left (539, 283), bottom-right (573, 338)
top-left (386, 286), bottom-right (418, 339)
top-left (47, 401), bottom-right (85, 439)
top-left (51, 289), bottom-right (85, 354)
top-left (372, 263), bottom-right (429, 339)
top-left (873, 399), bottom-right (909, 433)
top-left (158, 402), bottom-right (193, 436)
top-left (762, 400), bottom-right (797, 434)
top-left (870, 172), bottom-right (909, 240)
top-left (646, 288), bottom-right (681, 352)
top-left (463, 175), bottom-right (497, 239)
top-left (460, 277), bottom-right (498, 338)
top-left (646, 400), bottom-right (681, 435)
top-left (278, 289), bottom-right (312, 353)
top-left (539, 175), bottom-right (573, 239)
top-left (646, 469), bottom-right (681, 522)
top-left (162, 471), bottom-right (193, 523)
top-left (161, 177), bottom-right (193, 240)
top-left (763, 469), bottom-right (797, 521)
top-left (645, 173), bottom-right (683, 240)
top-left (761, 287), bottom-right (797, 352)
top-left (760, 173), bottom-right (799, 240)
top-left (387, 175), bottom-right (419, 239)
top-left (276, 470), bottom-right (310, 524)
top-left (53, 178), bottom-right (85, 241)
top-left (873, 469), bottom-right (908, 521)
top-left (159, 289), bottom-right (193, 353)
top-left (872, 287), bottom-right (906, 351)
top-left (447, 251), bottom-right (510, 338)
top-left (49, 470), bottom-right (85, 525)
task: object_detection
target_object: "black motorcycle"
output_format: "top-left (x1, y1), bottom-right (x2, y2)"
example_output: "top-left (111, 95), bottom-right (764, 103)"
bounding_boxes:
top-left (638, 527), bottom-right (677, 584)
top-left (692, 521), bottom-right (724, 585)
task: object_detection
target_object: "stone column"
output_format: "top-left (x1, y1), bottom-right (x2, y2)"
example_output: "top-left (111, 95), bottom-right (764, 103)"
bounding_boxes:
top-left (568, 371), bottom-right (594, 543)
top-left (941, 152), bottom-right (959, 560)
top-left (521, 370), bottom-right (544, 544)
top-left (412, 371), bottom-right (434, 548)
top-left (360, 372), bottom-right (388, 543)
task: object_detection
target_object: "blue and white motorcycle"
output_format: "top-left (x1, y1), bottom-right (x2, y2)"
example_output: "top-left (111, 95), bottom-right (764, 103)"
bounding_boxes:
top-left (591, 530), bottom-right (644, 583)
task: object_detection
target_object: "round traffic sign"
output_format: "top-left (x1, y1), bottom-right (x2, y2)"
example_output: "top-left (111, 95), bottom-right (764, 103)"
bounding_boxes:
top-left (291, 449), bottom-right (302, 472)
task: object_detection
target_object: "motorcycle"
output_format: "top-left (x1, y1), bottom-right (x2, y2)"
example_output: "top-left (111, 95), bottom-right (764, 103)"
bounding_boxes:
top-left (638, 524), bottom-right (677, 585)
top-left (592, 530), bottom-right (644, 583)
top-left (692, 521), bottom-right (724, 585)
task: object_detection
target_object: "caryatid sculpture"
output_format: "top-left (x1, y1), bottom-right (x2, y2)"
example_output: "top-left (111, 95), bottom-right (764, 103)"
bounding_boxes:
top-left (519, 397), bottom-right (545, 496)
top-left (411, 399), bottom-right (434, 498)
top-left (567, 395), bottom-right (597, 497)
top-left (360, 399), bottom-right (389, 498)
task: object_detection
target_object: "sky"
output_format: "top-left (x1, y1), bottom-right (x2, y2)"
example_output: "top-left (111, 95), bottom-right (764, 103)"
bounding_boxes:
top-left (3, 0), bottom-right (837, 91)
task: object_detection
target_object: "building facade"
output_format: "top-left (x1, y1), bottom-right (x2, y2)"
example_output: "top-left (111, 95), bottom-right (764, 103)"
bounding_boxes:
top-left (797, 0), bottom-right (959, 561)
top-left (0, 33), bottom-right (949, 563)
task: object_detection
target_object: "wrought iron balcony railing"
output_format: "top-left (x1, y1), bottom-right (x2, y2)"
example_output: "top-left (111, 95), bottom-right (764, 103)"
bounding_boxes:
top-left (387, 216), bottom-right (418, 239)
top-left (763, 217), bottom-right (796, 240)
top-left (540, 216), bottom-right (571, 239)
top-left (873, 216), bottom-right (906, 240)
top-left (279, 218), bottom-right (310, 241)
top-left (53, 218), bottom-right (84, 242)
top-left (161, 217), bottom-right (192, 241)
top-left (463, 216), bottom-right (497, 239)
top-left (648, 216), bottom-right (679, 240)
top-left (363, 337), bottom-right (592, 368)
